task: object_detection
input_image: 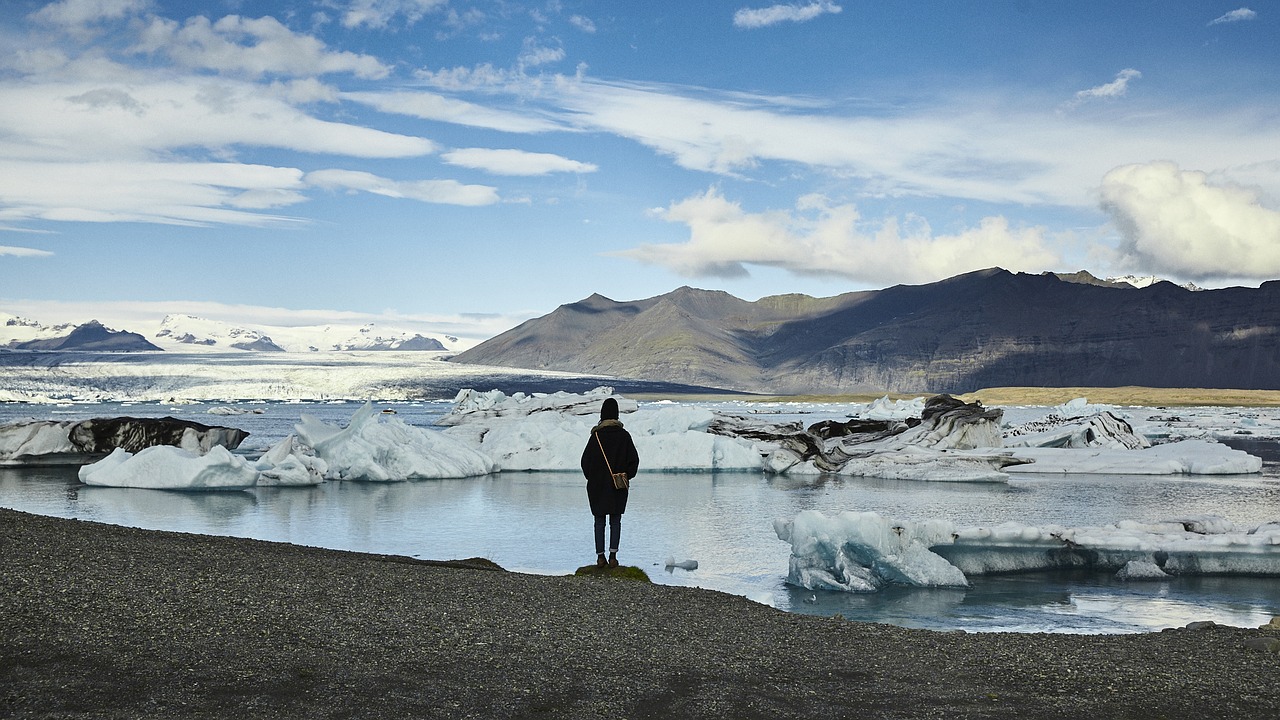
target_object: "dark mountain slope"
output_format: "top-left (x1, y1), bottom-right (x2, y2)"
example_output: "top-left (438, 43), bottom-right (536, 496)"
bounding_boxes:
top-left (14, 320), bottom-right (162, 352)
top-left (452, 269), bottom-right (1280, 394)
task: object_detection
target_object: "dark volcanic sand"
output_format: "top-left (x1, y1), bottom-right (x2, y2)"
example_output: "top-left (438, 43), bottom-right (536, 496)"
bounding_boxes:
top-left (2, 508), bottom-right (1278, 719)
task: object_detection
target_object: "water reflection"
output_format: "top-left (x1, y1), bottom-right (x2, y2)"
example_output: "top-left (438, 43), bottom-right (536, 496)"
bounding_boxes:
top-left (3, 458), bottom-right (1280, 633)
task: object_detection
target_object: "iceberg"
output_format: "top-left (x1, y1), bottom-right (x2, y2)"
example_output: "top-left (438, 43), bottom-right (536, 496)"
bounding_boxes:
top-left (0, 416), bottom-right (248, 466)
top-left (426, 389), bottom-right (1263, 479)
top-left (254, 434), bottom-right (327, 486)
top-left (440, 401), bottom-right (761, 472)
top-left (1007, 439), bottom-right (1262, 475)
top-left (78, 445), bottom-right (259, 490)
top-left (296, 401), bottom-right (493, 481)
top-left (777, 510), bottom-right (1280, 593)
top-left (774, 510), bottom-right (969, 592)
top-left (436, 386), bottom-right (637, 426)
top-left (719, 395), bottom-right (1025, 482)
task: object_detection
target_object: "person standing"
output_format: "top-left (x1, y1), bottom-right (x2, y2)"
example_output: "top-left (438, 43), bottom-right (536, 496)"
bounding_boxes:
top-left (580, 397), bottom-right (639, 568)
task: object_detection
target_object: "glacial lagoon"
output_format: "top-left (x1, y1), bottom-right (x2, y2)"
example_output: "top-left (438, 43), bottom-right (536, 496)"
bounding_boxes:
top-left (2, 400), bottom-right (1279, 634)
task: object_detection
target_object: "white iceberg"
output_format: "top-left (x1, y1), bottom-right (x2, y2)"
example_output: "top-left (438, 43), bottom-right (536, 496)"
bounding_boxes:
top-left (440, 403), bottom-right (761, 472)
top-left (436, 386), bottom-right (637, 426)
top-left (1007, 439), bottom-right (1262, 475)
top-left (774, 510), bottom-right (968, 592)
top-left (254, 434), bottom-right (327, 486)
top-left (78, 445), bottom-right (259, 490)
top-left (427, 389), bottom-right (1263, 479)
top-left (777, 510), bottom-right (1280, 593)
top-left (296, 401), bottom-right (494, 481)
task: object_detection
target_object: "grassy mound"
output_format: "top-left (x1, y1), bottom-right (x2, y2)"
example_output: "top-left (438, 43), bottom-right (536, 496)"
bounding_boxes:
top-left (573, 564), bottom-right (652, 582)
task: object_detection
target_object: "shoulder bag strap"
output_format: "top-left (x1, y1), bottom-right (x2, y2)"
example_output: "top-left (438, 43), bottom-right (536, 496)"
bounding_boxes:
top-left (594, 432), bottom-right (616, 476)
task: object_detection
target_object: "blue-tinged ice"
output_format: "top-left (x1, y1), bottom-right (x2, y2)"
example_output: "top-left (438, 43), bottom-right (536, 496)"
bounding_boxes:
top-left (777, 510), bottom-right (1280, 593)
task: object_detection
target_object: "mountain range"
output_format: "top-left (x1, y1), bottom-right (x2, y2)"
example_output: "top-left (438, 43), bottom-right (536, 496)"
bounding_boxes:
top-left (451, 268), bottom-right (1280, 394)
top-left (2, 313), bottom-right (460, 354)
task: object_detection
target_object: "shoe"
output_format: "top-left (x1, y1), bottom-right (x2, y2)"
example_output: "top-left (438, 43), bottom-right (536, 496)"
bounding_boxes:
top-left (608, 553), bottom-right (619, 568)
top-left (596, 554), bottom-right (608, 568)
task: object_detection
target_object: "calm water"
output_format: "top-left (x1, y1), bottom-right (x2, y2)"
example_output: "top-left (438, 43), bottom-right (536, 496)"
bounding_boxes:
top-left (3, 400), bottom-right (1279, 634)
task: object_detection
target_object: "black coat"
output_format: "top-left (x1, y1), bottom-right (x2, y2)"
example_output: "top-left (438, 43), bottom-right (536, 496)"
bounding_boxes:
top-left (580, 420), bottom-right (639, 517)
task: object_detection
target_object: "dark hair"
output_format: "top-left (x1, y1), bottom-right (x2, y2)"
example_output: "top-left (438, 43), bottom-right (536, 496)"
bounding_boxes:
top-left (600, 397), bottom-right (619, 420)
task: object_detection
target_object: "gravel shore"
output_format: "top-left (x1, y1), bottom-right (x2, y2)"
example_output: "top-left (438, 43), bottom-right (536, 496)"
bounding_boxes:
top-left (3, 507), bottom-right (1278, 719)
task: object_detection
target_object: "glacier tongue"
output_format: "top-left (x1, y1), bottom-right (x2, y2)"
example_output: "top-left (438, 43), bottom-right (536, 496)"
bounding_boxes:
top-left (777, 510), bottom-right (1280, 593)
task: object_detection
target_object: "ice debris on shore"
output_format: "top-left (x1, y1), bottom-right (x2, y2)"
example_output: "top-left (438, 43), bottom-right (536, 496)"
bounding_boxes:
top-left (775, 510), bottom-right (1280, 593)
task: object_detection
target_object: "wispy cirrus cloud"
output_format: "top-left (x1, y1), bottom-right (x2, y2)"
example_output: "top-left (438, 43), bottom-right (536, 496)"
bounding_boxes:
top-left (0, 245), bottom-right (54, 257)
top-left (441, 148), bottom-right (597, 176)
top-left (1209, 8), bottom-right (1257, 26)
top-left (342, 89), bottom-right (565, 133)
top-left (305, 169), bottom-right (500, 206)
top-left (1067, 68), bottom-right (1142, 106)
top-left (733, 2), bottom-right (842, 29)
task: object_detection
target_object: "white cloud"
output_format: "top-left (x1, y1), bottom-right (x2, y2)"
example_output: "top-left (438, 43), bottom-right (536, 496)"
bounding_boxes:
top-left (733, 2), bottom-right (842, 29)
top-left (518, 39), bottom-right (565, 69)
top-left (615, 188), bottom-right (1059, 284)
top-left (1209, 8), bottom-right (1257, 25)
top-left (0, 78), bottom-right (433, 162)
top-left (569, 15), bottom-right (596, 33)
top-left (1069, 68), bottom-right (1141, 105)
top-left (343, 90), bottom-right (565, 133)
top-left (0, 245), bottom-right (54, 257)
top-left (131, 14), bottom-right (390, 78)
top-left (1101, 161), bottom-right (1280, 280)
top-left (441, 148), bottom-right (597, 175)
top-left (306, 169), bottom-right (500, 206)
top-left (0, 160), bottom-right (307, 226)
top-left (340, 0), bottom-right (449, 29)
top-left (30, 0), bottom-right (149, 28)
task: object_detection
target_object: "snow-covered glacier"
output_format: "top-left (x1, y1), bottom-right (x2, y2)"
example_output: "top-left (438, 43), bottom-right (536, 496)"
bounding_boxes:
top-left (776, 510), bottom-right (1280, 593)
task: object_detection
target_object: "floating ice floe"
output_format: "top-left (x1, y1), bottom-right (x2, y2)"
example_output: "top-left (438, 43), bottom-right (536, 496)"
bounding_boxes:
top-left (297, 401), bottom-right (493, 481)
top-left (0, 416), bottom-right (247, 466)
top-left (429, 389), bottom-right (1261, 480)
top-left (437, 387), bottom-right (761, 472)
top-left (78, 445), bottom-right (259, 490)
top-left (776, 510), bottom-right (1280, 593)
top-left (436, 386), bottom-right (638, 426)
top-left (254, 434), bottom-right (327, 486)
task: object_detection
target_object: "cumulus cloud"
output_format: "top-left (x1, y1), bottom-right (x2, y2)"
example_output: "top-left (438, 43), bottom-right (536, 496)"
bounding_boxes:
top-left (131, 14), bottom-right (390, 78)
top-left (30, 0), bottom-right (148, 28)
top-left (340, 0), bottom-right (448, 29)
top-left (1101, 161), bottom-right (1280, 280)
top-left (569, 15), bottom-right (597, 33)
top-left (734, 2), bottom-right (841, 29)
top-left (441, 148), bottom-right (597, 175)
top-left (518, 38), bottom-right (565, 69)
top-left (1209, 8), bottom-right (1257, 25)
top-left (305, 169), bottom-right (500, 206)
top-left (1069, 68), bottom-right (1141, 106)
top-left (614, 188), bottom-right (1058, 284)
top-left (0, 245), bottom-right (54, 257)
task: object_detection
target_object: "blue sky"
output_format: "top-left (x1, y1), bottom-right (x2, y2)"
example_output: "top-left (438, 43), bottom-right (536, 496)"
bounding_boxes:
top-left (1, 1), bottom-right (1277, 338)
